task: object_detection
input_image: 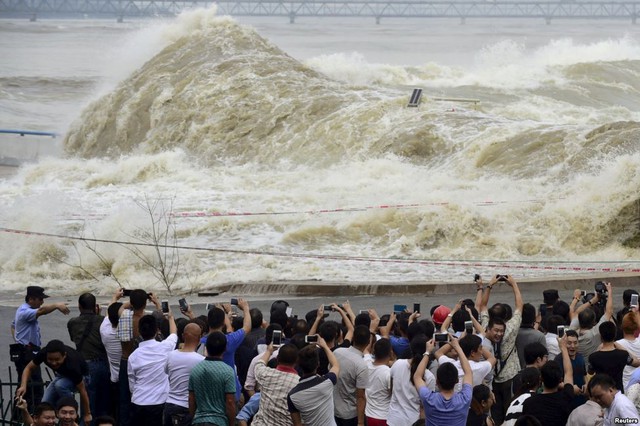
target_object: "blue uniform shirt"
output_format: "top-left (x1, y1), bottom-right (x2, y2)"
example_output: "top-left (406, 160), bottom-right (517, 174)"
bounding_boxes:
top-left (14, 303), bottom-right (41, 347)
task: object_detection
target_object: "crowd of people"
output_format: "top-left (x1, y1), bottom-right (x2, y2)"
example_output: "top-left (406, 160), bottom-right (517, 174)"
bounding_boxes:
top-left (9, 275), bottom-right (640, 426)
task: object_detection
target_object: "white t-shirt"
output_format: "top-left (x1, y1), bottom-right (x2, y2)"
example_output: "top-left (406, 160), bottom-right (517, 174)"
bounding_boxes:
top-left (615, 337), bottom-right (640, 391)
top-left (165, 350), bottom-right (205, 408)
top-left (99, 316), bottom-right (122, 383)
top-left (546, 333), bottom-right (560, 359)
top-left (387, 359), bottom-right (436, 426)
top-left (437, 354), bottom-right (493, 392)
top-left (364, 355), bottom-right (391, 420)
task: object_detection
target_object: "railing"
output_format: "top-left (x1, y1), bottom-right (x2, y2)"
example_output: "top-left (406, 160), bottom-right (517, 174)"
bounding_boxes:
top-left (0, 367), bottom-right (51, 426)
top-left (0, 0), bottom-right (639, 23)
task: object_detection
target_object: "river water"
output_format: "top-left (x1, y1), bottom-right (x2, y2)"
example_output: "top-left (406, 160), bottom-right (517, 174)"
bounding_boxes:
top-left (1, 12), bottom-right (640, 295)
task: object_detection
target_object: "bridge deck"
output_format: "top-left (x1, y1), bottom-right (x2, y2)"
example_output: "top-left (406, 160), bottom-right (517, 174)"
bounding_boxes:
top-left (1, 0), bottom-right (639, 22)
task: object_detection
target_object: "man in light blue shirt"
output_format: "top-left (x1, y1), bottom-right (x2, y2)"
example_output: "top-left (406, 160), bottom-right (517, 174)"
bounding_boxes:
top-left (11, 286), bottom-right (70, 412)
top-left (414, 336), bottom-right (473, 426)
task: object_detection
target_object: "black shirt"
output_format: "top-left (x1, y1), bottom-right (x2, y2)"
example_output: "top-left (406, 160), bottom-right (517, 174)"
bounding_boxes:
top-left (67, 313), bottom-right (107, 361)
top-left (589, 349), bottom-right (629, 393)
top-left (522, 383), bottom-right (574, 426)
top-left (34, 345), bottom-right (88, 385)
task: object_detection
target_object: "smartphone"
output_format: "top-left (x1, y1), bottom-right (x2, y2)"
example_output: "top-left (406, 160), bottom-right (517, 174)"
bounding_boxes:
top-left (580, 290), bottom-right (587, 297)
top-left (393, 304), bottom-right (407, 314)
top-left (122, 289), bottom-right (132, 297)
top-left (632, 294), bottom-right (639, 308)
top-left (465, 320), bottom-right (473, 334)
top-left (413, 303), bottom-right (421, 314)
top-left (539, 304), bottom-right (547, 316)
top-left (230, 298), bottom-right (238, 306)
top-left (206, 303), bottom-right (214, 311)
top-left (557, 325), bottom-right (565, 338)
top-left (434, 333), bottom-right (449, 344)
top-left (286, 307), bottom-right (293, 317)
top-left (161, 300), bottom-right (169, 313)
top-left (230, 305), bottom-right (238, 317)
top-left (272, 330), bottom-right (283, 346)
top-left (359, 309), bottom-right (369, 315)
top-left (178, 298), bottom-right (189, 311)
top-left (323, 305), bottom-right (333, 311)
top-left (305, 334), bottom-right (318, 343)
top-left (474, 274), bottom-right (480, 282)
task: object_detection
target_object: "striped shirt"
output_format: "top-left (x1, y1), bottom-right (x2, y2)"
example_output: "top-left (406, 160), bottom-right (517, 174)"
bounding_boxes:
top-left (251, 360), bottom-right (300, 426)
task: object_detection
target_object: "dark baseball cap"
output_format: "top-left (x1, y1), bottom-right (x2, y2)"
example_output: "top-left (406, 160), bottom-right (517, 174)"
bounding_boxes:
top-left (26, 286), bottom-right (49, 299)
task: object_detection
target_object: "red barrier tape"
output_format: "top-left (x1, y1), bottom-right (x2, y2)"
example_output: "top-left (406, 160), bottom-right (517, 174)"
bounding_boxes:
top-left (1, 226), bottom-right (638, 273)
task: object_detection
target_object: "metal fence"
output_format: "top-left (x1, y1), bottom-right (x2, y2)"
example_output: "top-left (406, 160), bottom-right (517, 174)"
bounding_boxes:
top-left (0, 367), bottom-right (51, 426)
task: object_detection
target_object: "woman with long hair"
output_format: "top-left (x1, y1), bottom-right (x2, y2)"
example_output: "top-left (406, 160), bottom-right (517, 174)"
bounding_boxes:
top-left (387, 335), bottom-right (436, 426)
top-left (466, 384), bottom-right (495, 426)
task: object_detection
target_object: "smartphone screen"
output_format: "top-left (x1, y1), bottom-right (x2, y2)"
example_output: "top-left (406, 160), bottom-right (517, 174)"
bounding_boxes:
top-left (178, 298), bottom-right (188, 311)
top-left (393, 304), bottom-right (407, 313)
top-left (230, 298), bottom-right (238, 306)
top-left (305, 335), bottom-right (318, 343)
top-left (161, 300), bottom-right (169, 313)
top-left (632, 294), bottom-right (639, 308)
top-left (272, 330), bottom-right (282, 346)
top-left (286, 307), bottom-right (293, 317)
top-left (557, 326), bottom-right (565, 338)
top-left (122, 289), bottom-right (132, 297)
top-left (465, 321), bottom-right (473, 334)
top-left (435, 333), bottom-right (449, 343)
top-left (413, 303), bottom-right (421, 313)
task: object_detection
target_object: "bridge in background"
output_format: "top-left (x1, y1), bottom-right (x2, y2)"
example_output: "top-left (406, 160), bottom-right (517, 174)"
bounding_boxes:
top-left (1, 0), bottom-right (639, 23)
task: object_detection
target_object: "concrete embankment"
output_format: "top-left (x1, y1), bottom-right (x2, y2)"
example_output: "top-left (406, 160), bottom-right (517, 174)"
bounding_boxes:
top-left (203, 273), bottom-right (640, 297)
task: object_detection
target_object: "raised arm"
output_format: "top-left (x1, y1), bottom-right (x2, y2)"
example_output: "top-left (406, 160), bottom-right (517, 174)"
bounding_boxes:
top-left (440, 301), bottom-right (461, 332)
top-left (342, 300), bottom-right (356, 325)
top-left (15, 397), bottom-right (33, 425)
top-left (368, 309), bottom-right (380, 334)
top-left (474, 276), bottom-right (484, 310)
top-left (574, 293), bottom-right (599, 318)
top-left (333, 304), bottom-right (354, 343)
top-left (465, 306), bottom-right (484, 336)
top-left (451, 337), bottom-right (473, 386)
top-left (379, 312), bottom-right (396, 339)
top-left (318, 336), bottom-right (340, 376)
top-left (308, 305), bottom-right (325, 336)
top-left (506, 275), bottom-right (523, 312)
top-left (479, 275), bottom-right (499, 312)
top-left (604, 283), bottom-right (613, 321)
top-left (569, 289), bottom-right (582, 321)
top-left (413, 341), bottom-right (432, 391)
top-left (237, 298), bottom-right (252, 334)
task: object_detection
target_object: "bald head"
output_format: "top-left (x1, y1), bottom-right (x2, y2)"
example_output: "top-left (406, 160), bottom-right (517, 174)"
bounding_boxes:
top-left (183, 323), bottom-right (202, 345)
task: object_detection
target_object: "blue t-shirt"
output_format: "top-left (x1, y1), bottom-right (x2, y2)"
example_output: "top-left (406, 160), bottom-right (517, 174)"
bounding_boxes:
top-left (224, 329), bottom-right (245, 400)
top-left (389, 335), bottom-right (410, 357)
top-left (419, 382), bottom-right (472, 426)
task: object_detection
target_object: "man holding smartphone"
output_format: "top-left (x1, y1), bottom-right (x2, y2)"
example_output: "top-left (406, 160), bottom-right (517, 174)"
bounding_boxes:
top-left (127, 311), bottom-right (178, 426)
top-left (288, 336), bottom-right (341, 426)
top-left (251, 343), bottom-right (300, 426)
